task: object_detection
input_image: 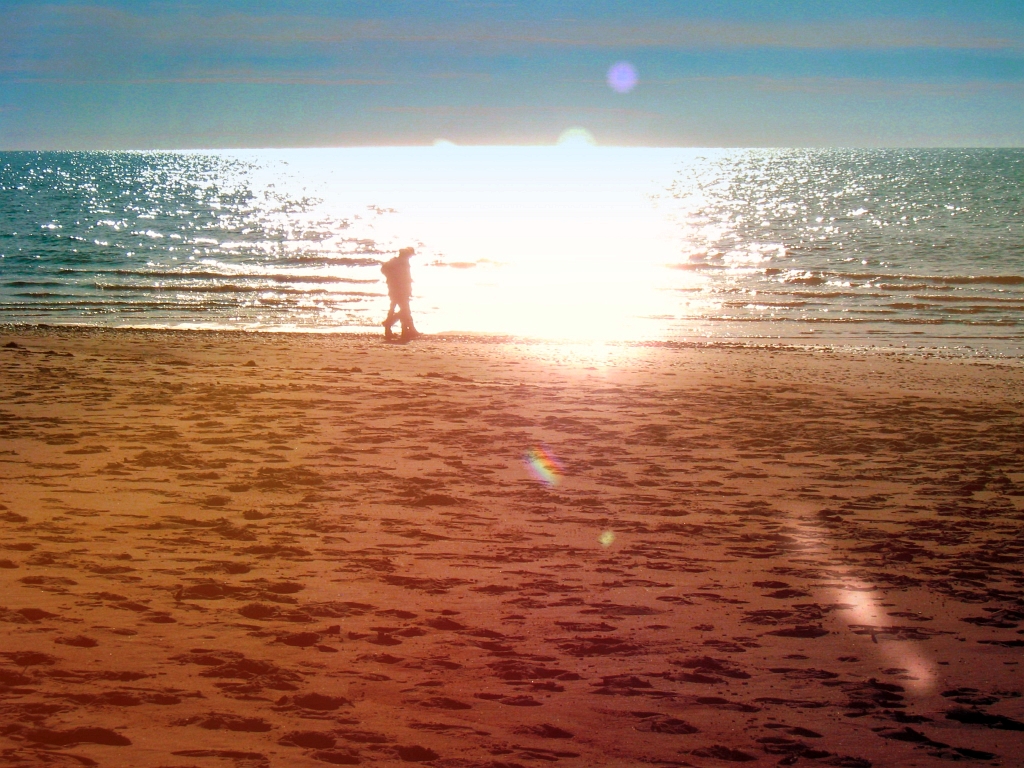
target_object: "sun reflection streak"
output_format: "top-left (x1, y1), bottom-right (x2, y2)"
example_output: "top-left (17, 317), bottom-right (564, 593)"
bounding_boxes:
top-left (788, 517), bottom-right (938, 696)
top-left (832, 577), bottom-right (936, 694)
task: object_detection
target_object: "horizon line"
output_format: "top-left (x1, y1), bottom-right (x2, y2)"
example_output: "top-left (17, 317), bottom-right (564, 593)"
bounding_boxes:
top-left (3, 143), bottom-right (1024, 151)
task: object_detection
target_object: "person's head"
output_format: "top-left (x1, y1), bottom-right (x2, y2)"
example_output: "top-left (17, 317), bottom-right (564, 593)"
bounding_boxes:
top-left (398, 247), bottom-right (415, 259)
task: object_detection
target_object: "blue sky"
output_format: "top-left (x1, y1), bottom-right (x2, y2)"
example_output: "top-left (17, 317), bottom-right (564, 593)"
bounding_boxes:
top-left (1, 1), bottom-right (1022, 148)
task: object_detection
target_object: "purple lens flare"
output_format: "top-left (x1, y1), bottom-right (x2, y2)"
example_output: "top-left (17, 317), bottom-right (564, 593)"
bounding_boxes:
top-left (607, 61), bottom-right (638, 93)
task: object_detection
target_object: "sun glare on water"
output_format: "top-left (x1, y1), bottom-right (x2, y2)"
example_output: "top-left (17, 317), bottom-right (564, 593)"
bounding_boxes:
top-left (400, 143), bottom-right (685, 342)
top-left (238, 144), bottom-right (692, 344)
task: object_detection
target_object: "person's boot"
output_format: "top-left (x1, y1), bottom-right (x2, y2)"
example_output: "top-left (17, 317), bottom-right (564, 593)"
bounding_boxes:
top-left (383, 321), bottom-right (394, 341)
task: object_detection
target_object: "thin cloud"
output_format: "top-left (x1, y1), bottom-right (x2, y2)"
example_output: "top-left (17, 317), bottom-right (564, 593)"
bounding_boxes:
top-left (373, 105), bottom-right (664, 119)
top-left (6, 74), bottom-right (393, 86)
top-left (3, 6), bottom-right (1022, 89)
top-left (161, 16), bottom-right (1024, 51)
top-left (648, 75), bottom-right (1024, 98)
top-left (420, 72), bottom-right (494, 82)
top-left (3, 6), bottom-right (1022, 55)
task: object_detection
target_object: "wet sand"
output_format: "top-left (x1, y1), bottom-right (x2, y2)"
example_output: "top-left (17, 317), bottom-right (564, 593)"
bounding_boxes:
top-left (1, 327), bottom-right (1022, 768)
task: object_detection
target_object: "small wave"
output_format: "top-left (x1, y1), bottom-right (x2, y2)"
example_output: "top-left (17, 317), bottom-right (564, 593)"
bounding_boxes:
top-left (784, 291), bottom-right (888, 299)
top-left (666, 262), bottom-right (728, 271)
top-left (890, 317), bottom-right (1020, 326)
top-left (8, 292), bottom-right (81, 299)
top-left (944, 306), bottom-right (1018, 314)
top-left (90, 282), bottom-right (283, 294)
top-left (91, 282), bottom-right (360, 295)
top-left (722, 300), bottom-right (810, 308)
top-left (2, 280), bottom-right (67, 288)
top-left (780, 275), bottom-right (828, 286)
top-left (801, 271), bottom-right (1024, 286)
top-left (700, 316), bottom-right (890, 324)
top-left (67, 268), bottom-right (377, 284)
top-left (875, 283), bottom-right (952, 292)
top-left (910, 294), bottom-right (1024, 305)
top-left (201, 285), bottom-right (379, 299)
top-left (282, 256), bottom-right (382, 267)
top-left (669, 265), bottom-right (1024, 288)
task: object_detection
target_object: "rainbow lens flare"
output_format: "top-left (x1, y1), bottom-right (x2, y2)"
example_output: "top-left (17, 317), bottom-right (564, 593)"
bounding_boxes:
top-left (525, 446), bottom-right (564, 487)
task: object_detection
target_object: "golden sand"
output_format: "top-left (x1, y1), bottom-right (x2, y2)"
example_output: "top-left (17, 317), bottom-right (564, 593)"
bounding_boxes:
top-left (1, 327), bottom-right (1022, 767)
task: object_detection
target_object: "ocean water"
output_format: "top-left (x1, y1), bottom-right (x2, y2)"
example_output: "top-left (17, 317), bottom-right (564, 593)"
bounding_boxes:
top-left (1, 147), bottom-right (1022, 355)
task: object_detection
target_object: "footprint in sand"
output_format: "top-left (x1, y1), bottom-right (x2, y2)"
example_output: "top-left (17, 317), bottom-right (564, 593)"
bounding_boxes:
top-left (22, 726), bottom-right (131, 747)
top-left (279, 731), bottom-right (336, 748)
top-left (418, 696), bottom-right (473, 710)
top-left (394, 745), bottom-right (440, 762)
top-left (291, 693), bottom-right (352, 711)
top-left (172, 712), bottom-right (273, 732)
top-left (514, 724), bottom-right (575, 738)
top-left (54, 635), bottom-right (98, 648)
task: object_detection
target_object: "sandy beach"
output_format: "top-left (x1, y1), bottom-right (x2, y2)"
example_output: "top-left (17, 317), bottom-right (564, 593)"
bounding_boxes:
top-left (1, 326), bottom-right (1022, 768)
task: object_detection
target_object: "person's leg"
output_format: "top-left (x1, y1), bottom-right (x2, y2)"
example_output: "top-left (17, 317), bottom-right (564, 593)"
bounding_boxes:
top-left (398, 298), bottom-right (419, 339)
top-left (383, 301), bottom-right (399, 339)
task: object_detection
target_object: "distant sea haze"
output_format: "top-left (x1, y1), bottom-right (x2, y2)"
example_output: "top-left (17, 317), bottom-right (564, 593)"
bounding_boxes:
top-left (1, 148), bottom-right (1022, 356)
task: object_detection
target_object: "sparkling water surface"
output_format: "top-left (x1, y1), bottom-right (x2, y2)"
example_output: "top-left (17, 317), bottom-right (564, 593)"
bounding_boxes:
top-left (1, 148), bottom-right (1022, 354)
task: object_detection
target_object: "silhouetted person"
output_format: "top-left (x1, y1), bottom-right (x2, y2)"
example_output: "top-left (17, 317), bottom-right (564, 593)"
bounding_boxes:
top-left (381, 247), bottom-right (420, 341)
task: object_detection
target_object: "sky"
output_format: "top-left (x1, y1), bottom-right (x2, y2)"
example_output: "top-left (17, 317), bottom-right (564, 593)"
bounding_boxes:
top-left (1, 1), bottom-right (1023, 148)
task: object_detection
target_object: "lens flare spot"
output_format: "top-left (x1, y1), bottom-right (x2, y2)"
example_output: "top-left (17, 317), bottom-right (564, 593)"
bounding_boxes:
top-left (607, 61), bottom-right (638, 93)
top-left (525, 446), bottom-right (564, 487)
top-left (556, 127), bottom-right (597, 146)
top-left (599, 530), bottom-right (615, 548)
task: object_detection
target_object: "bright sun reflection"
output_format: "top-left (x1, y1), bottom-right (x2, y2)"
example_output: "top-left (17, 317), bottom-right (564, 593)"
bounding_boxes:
top-left (401, 145), bottom-right (686, 342)
top-left (234, 146), bottom-right (695, 344)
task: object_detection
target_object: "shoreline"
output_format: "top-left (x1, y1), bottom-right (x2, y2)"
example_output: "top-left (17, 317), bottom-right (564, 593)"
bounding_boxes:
top-left (1, 326), bottom-right (1022, 767)
top-left (4, 322), bottom-right (1022, 363)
